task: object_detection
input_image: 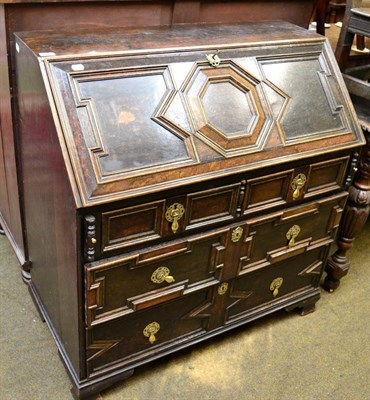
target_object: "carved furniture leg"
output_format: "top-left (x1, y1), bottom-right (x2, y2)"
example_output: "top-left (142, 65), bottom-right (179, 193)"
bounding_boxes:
top-left (325, 128), bottom-right (370, 292)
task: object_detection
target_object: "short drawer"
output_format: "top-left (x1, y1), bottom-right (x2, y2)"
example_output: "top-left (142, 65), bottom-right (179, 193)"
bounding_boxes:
top-left (99, 182), bottom-right (241, 255)
top-left (86, 289), bottom-right (210, 376)
top-left (226, 246), bottom-right (328, 322)
top-left (242, 156), bottom-right (349, 214)
top-left (240, 191), bottom-right (347, 271)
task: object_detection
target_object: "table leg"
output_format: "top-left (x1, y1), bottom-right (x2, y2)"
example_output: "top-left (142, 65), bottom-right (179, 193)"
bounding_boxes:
top-left (316, 0), bottom-right (329, 35)
top-left (324, 129), bottom-right (370, 291)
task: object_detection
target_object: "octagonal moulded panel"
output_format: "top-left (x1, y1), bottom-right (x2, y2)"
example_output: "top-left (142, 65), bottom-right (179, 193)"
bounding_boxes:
top-left (202, 80), bottom-right (259, 138)
top-left (183, 62), bottom-right (272, 157)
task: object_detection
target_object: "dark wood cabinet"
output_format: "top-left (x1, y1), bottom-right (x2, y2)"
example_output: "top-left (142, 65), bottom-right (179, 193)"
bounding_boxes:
top-left (14, 22), bottom-right (364, 399)
top-left (0, 0), bottom-right (319, 274)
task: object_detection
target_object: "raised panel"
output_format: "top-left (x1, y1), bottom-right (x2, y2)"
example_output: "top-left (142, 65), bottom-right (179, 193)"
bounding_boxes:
top-left (226, 247), bottom-right (327, 322)
top-left (241, 192), bottom-right (347, 271)
top-left (86, 231), bottom-right (229, 326)
top-left (74, 67), bottom-right (197, 178)
top-left (101, 201), bottom-right (165, 252)
top-left (86, 290), bottom-right (210, 375)
top-left (183, 62), bottom-right (273, 157)
top-left (243, 169), bottom-right (294, 213)
top-left (305, 156), bottom-right (349, 196)
top-left (260, 55), bottom-right (350, 142)
top-left (185, 183), bottom-right (240, 228)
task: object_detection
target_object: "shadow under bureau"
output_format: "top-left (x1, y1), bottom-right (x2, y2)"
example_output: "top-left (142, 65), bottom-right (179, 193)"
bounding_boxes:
top-left (14, 22), bottom-right (364, 399)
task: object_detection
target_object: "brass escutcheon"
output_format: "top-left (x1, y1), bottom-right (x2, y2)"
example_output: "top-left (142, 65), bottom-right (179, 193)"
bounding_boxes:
top-left (143, 322), bottom-right (160, 345)
top-left (206, 53), bottom-right (221, 67)
top-left (151, 266), bottom-right (175, 284)
top-left (270, 277), bottom-right (284, 298)
top-left (286, 224), bottom-right (301, 247)
top-left (165, 203), bottom-right (185, 234)
top-left (291, 173), bottom-right (307, 200)
top-left (218, 282), bottom-right (229, 295)
top-left (231, 226), bottom-right (244, 243)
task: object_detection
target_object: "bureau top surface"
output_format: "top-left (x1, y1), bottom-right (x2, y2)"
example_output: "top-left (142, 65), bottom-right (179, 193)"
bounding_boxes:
top-left (15, 22), bottom-right (364, 207)
top-left (16, 22), bottom-right (319, 57)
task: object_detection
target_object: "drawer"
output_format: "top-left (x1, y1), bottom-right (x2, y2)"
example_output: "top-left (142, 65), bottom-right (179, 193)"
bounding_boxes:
top-left (242, 156), bottom-right (349, 214)
top-left (85, 225), bottom-right (238, 327)
top-left (240, 192), bottom-right (347, 271)
top-left (226, 246), bottom-right (329, 322)
top-left (86, 289), bottom-right (211, 376)
top-left (99, 182), bottom-right (241, 255)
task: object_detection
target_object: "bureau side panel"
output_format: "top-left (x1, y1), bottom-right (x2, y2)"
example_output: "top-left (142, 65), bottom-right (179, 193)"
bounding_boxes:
top-left (15, 44), bottom-right (82, 377)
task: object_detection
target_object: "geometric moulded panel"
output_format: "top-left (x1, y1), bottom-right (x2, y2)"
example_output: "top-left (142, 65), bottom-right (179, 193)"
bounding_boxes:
top-left (202, 81), bottom-right (259, 137)
top-left (260, 56), bottom-right (346, 142)
top-left (76, 68), bottom-right (196, 178)
top-left (182, 62), bottom-right (272, 158)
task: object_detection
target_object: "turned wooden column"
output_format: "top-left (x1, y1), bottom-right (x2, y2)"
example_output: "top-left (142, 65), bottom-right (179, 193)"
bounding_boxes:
top-left (325, 124), bottom-right (370, 292)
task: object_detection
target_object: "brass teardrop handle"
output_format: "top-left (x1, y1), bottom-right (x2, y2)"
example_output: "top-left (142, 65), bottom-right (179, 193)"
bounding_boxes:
top-left (286, 224), bottom-right (301, 247)
top-left (291, 173), bottom-right (307, 200)
top-left (165, 203), bottom-right (185, 234)
top-left (151, 267), bottom-right (175, 284)
top-left (143, 322), bottom-right (160, 345)
top-left (270, 277), bottom-right (283, 298)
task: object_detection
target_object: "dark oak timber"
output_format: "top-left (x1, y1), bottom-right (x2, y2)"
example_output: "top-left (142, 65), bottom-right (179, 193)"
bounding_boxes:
top-left (14, 22), bottom-right (364, 399)
top-left (1, 0), bottom-right (318, 271)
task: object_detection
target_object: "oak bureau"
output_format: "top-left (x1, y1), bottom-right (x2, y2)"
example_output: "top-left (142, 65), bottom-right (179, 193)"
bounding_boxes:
top-left (14, 22), bottom-right (364, 399)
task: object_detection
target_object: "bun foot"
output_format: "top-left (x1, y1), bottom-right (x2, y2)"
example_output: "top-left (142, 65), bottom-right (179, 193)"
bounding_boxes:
top-left (323, 274), bottom-right (341, 293)
top-left (285, 293), bottom-right (320, 316)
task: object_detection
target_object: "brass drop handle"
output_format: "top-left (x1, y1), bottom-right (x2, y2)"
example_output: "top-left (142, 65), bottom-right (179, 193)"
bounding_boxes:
top-left (217, 282), bottom-right (229, 295)
top-left (270, 277), bottom-right (283, 298)
top-left (143, 322), bottom-right (160, 345)
top-left (151, 267), bottom-right (175, 284)
top-left (286, 225), bottom-right (301, 247)
top-left (231, 226), bottom-right (244, 243)
top-left (291, 173), bottom-right (307, 200)
top-left (165, 203), bottom-right (185, 234)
